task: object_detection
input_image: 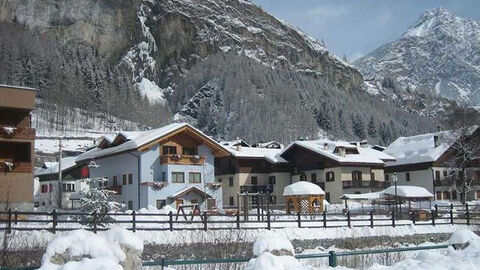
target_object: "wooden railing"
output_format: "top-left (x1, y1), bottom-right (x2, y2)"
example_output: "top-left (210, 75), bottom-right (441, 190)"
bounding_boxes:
top-left (0, 125), bottom-right (35, 139)
top-left (160, 154), bottom-right (205, 165)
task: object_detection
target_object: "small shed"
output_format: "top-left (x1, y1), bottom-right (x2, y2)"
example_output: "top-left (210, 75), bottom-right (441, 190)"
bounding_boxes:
top-left (283, 182), bottom-right (325, 214)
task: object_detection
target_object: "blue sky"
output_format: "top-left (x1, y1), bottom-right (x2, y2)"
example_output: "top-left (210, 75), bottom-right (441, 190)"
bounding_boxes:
top-left (252, 0), bottom-right (480, 61)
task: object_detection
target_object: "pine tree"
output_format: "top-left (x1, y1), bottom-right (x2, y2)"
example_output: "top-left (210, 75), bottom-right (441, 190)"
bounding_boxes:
top-left (351, 114), bottom-right (366, 139)
top-left (367, 116), bottom-right (377, 138)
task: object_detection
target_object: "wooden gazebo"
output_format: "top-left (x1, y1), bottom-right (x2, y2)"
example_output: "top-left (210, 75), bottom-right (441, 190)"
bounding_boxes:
top-left (283, 182), bottom-right (325, 214)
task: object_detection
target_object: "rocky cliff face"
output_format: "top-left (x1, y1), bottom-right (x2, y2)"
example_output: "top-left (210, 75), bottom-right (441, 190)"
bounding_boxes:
top-left (0, 0), bottom-right (439, 144)
top-left (355, 8), bottom-right (480, 108)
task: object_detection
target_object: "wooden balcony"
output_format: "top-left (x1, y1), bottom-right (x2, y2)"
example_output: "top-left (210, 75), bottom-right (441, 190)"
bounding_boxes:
top-left (342, 180), bottom-right (390, 189)
top-left (0, 160), bottom-right (32, 173)
top-left (0, 125), bottom-right (35, 140)
top-left (104, 185), bottom-right (122, 195)
top-left (160, 154), bottom-right (205, 165)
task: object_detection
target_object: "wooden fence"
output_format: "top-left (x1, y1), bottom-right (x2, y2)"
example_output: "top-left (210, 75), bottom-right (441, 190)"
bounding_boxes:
top-left (1, 204), bottom-right (479, 234)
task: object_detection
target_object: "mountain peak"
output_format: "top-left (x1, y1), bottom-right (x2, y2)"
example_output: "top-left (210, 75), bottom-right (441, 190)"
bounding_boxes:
top-left (403, 7), bottom-right (475, 38)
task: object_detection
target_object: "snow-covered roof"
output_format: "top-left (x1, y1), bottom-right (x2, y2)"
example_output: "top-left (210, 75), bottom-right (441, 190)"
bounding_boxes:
top-left (77, 123), bottom-right (229, 162)
top-left (384, 185), bottom-right (433, 198)
top-left (255, 141), bottom-right (284, 149)
top-left (35, 156), bottom-right (78, 176)
top-left (220, 139), bottom-right (251, 147)
top-left (341, 185), bottom-right (433, 200)
top-left (384, 130), bottom-right (455, 166)
top-left (168, 186), bottom-right (212, 199)
top-left (283, 181), bottom-right (325, 196)
top-left (282, 139), bottom-right (395, 165)
top-left (223, 145), bottom-right (287, 163)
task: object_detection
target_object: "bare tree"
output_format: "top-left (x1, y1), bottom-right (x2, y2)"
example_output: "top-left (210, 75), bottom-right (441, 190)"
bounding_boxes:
top-left (443, 106), bottom-right (480, 204)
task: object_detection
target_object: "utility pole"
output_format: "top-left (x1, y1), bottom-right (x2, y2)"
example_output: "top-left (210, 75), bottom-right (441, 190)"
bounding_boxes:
top-left (57, 138), bottom-right (63, 209)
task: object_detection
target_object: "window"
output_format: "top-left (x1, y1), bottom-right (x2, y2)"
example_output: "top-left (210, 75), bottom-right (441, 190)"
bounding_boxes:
top-left (452, 190), bottom-right (458, 200)
top-left (122, 174), bottom-right (127, 185)
top-left (477, 191), bottom-right (480, 199)
top-left (49, 184), bottom-right (53, 192)
top-left (62, 183), bottom-right (75, 192)
top-left (385, 174), bottom-right (390, 181)
top-left (311, 173), bottom-right (317, 183)
top-left (41, 184), bottom-right (48, 193)
top-left (354, 191), bottom-right (361, 194)
top-left (443, 191), bottom-right (450, 200)
top-left (352, 171), bottom-right (362, 182)
top-left (182, 146), bottom-right (197, 155)
top-left (300, 174), bottom-right (307, 181)
top-left (128, 173), bottom-right (133, 185)
top-left (406, 172), bottom-right (410, 182)
top-left (251, 176), bottom-right (258, 185)
top-left (229, 177), bottom-right (234, 187)
top-left (172, 172), bottom-right (185, 183)
top-left (162, 146), bottom-right (177, 155)
top-left (189, 172), bottom-right (201, 183)
top-left (217, 178), bottom-right (222, 183)
top-left (269, 176), bottom-right (276, 185)
top-left (191, 199), bottom-right (198, 204)
top-left (207, 198), bottom-right (216, 209)
top-left (156, 200), bottom-right (166, 209)
top-left (162, 172), bottom-right (167, 182)
top-left (435, 171), bottom-right (441, 181)
top-left (443, 171), bottom-right (448, 178)
top-left (326, 192), bottom-right (330, 202)
top-left (370, 172), bottom-right (375, 181)
top-left (127, 201), bottom-right (133, 210)
top-left (436, 191), bottom-right (442, 200)
top-left (326, 172), bottom-right (335, 182)
top-left (113, 175), bottom-right (118, 186)
top-left (229, 196), bottom-right (234, 205)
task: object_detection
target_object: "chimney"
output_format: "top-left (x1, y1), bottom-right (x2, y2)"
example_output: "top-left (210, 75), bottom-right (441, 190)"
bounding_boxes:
top-left (338, 147), bottom-right (346, 157)
top-left (323, 143), bottom-right (328, 150)
top-left (236, 144), bottom-right (242, 151)
top-left (360, 140), bottom-right (368, 148)
top-left (434, 135), bottom-right (439, 148)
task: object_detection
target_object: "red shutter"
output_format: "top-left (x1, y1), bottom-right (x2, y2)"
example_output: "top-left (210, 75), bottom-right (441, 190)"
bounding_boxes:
top-left (48, 184), bottom-right (53, 192)
top-left (80, 166), bottom-right (89, 178)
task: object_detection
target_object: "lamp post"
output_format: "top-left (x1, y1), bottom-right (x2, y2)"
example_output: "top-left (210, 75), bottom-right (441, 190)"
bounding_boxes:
top-left (393, 172), bottom-right (398, 218)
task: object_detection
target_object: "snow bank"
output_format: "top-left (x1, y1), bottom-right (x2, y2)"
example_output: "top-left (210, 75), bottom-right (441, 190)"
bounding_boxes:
top-left (253, 237), bottom-right (294, 256)
top-left (38, 228), bottom-right (143, 270)
top-left (448, 229), bottom-right (480, 245)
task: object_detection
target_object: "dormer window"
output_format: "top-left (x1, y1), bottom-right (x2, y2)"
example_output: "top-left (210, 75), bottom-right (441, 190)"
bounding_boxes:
top-left (162, 146), bottom-right (177, 155)
top-left (182, 146), bottom-right (197, 155)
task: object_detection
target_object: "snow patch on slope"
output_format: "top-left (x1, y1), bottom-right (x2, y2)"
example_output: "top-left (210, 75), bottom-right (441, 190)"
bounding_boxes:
top-left (134, 78), bottom-right (167, 104)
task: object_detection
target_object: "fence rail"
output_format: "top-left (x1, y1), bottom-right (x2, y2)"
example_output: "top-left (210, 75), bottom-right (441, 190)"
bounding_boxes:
top-left (0, 204), bottom-right (479, 234)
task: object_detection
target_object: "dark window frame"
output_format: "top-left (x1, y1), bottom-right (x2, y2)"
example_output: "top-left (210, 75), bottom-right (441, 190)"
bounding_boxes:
top-left (172, 172), bottom-right (185, 183)
top-left (162, 145), bottom-right (177, 155)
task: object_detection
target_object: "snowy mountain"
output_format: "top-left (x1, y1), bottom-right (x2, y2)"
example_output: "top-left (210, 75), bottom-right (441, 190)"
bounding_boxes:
top-left (0, 0), bottom-right (440, 144)
top-left (355, 8), bottom-right (480, 107)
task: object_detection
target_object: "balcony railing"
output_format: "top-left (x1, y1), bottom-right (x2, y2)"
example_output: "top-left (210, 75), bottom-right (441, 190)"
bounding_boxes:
top-left (342, 180), bottom-right (389, 189)
top-left (0, 125), bottom-right (35, 140)
top-left (104, 185), bottom-right (122, 195)
top-left (0, 160), bottom-right (32, 173)
top-left (240, 185), bottom-right (274, 194)
top-left (435, 179), bottom-right (480, 186)
top-left (160, 154), bottom-right (205, 165)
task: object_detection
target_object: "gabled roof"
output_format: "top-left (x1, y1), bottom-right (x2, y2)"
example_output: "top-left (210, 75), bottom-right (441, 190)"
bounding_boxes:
top-left (168, 186), bottom-right (212, 199)
top-left (35, 157), bottom-right (78, 176)
top-left (220, 139), bottom-right (251, 147)
top-left (384, 130), bottom-right (456, 166)
top-left (281, 139), bottom-right (395, 165)
top-left (76, 123), bottom-right (230, 162)
top-left (254, 141), bottom-right (284, 149)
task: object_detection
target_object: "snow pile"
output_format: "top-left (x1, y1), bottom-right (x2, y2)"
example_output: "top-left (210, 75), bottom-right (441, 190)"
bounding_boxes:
top-left (448, 229), bottom-right (480, 245)
top-left (38, 228), bottom-right (143, 270)
top-left (246, 236), bottom-right (314, 270)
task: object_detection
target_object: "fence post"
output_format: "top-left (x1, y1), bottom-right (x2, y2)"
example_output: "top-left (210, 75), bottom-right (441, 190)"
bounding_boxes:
top-left (391, 211), bottom-right (395, 228)
top-left (450, 203), bottom-right (454, 225)
top-left (323, 209), bottom-right (327, 228)
top-left (347, 211), bottom-right (351, 228)
top-left (93, 210), bottom-right (98, 234)
top-left (14, 209), bottom-right (18, 225)
top-left (328, 251), bottom-right (337, 267)
top-left (203, 212), bottom-right (208, 231)
top-left (161, 258), bottom-right (165, 270)
top-left (132, 210), bottom-right (136, 232)
top-left (7, 208), bottom-right (12, 234)
top-left (267, 211), bottom-right (271, 230)
top-left (297, 211), bottom-right (301, 228)
top-left (410, 211), bottom-right (416, 225)
top-left (435, 204), bottom-right (438, 217)
top-left (169, 211), bottom-right (173, 231)
top-left (52, 209), bottom-right (57, 234)
top-left (370, 211), bottom-right (374, 228)
top-left (236, 211), bottom-right (240, 229)
top-left (466, 203), bottom-right (470, 226)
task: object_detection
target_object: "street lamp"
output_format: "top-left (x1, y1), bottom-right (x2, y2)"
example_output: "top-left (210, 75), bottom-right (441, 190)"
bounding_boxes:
top-left (392, 172), bottom-right (398, 218)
